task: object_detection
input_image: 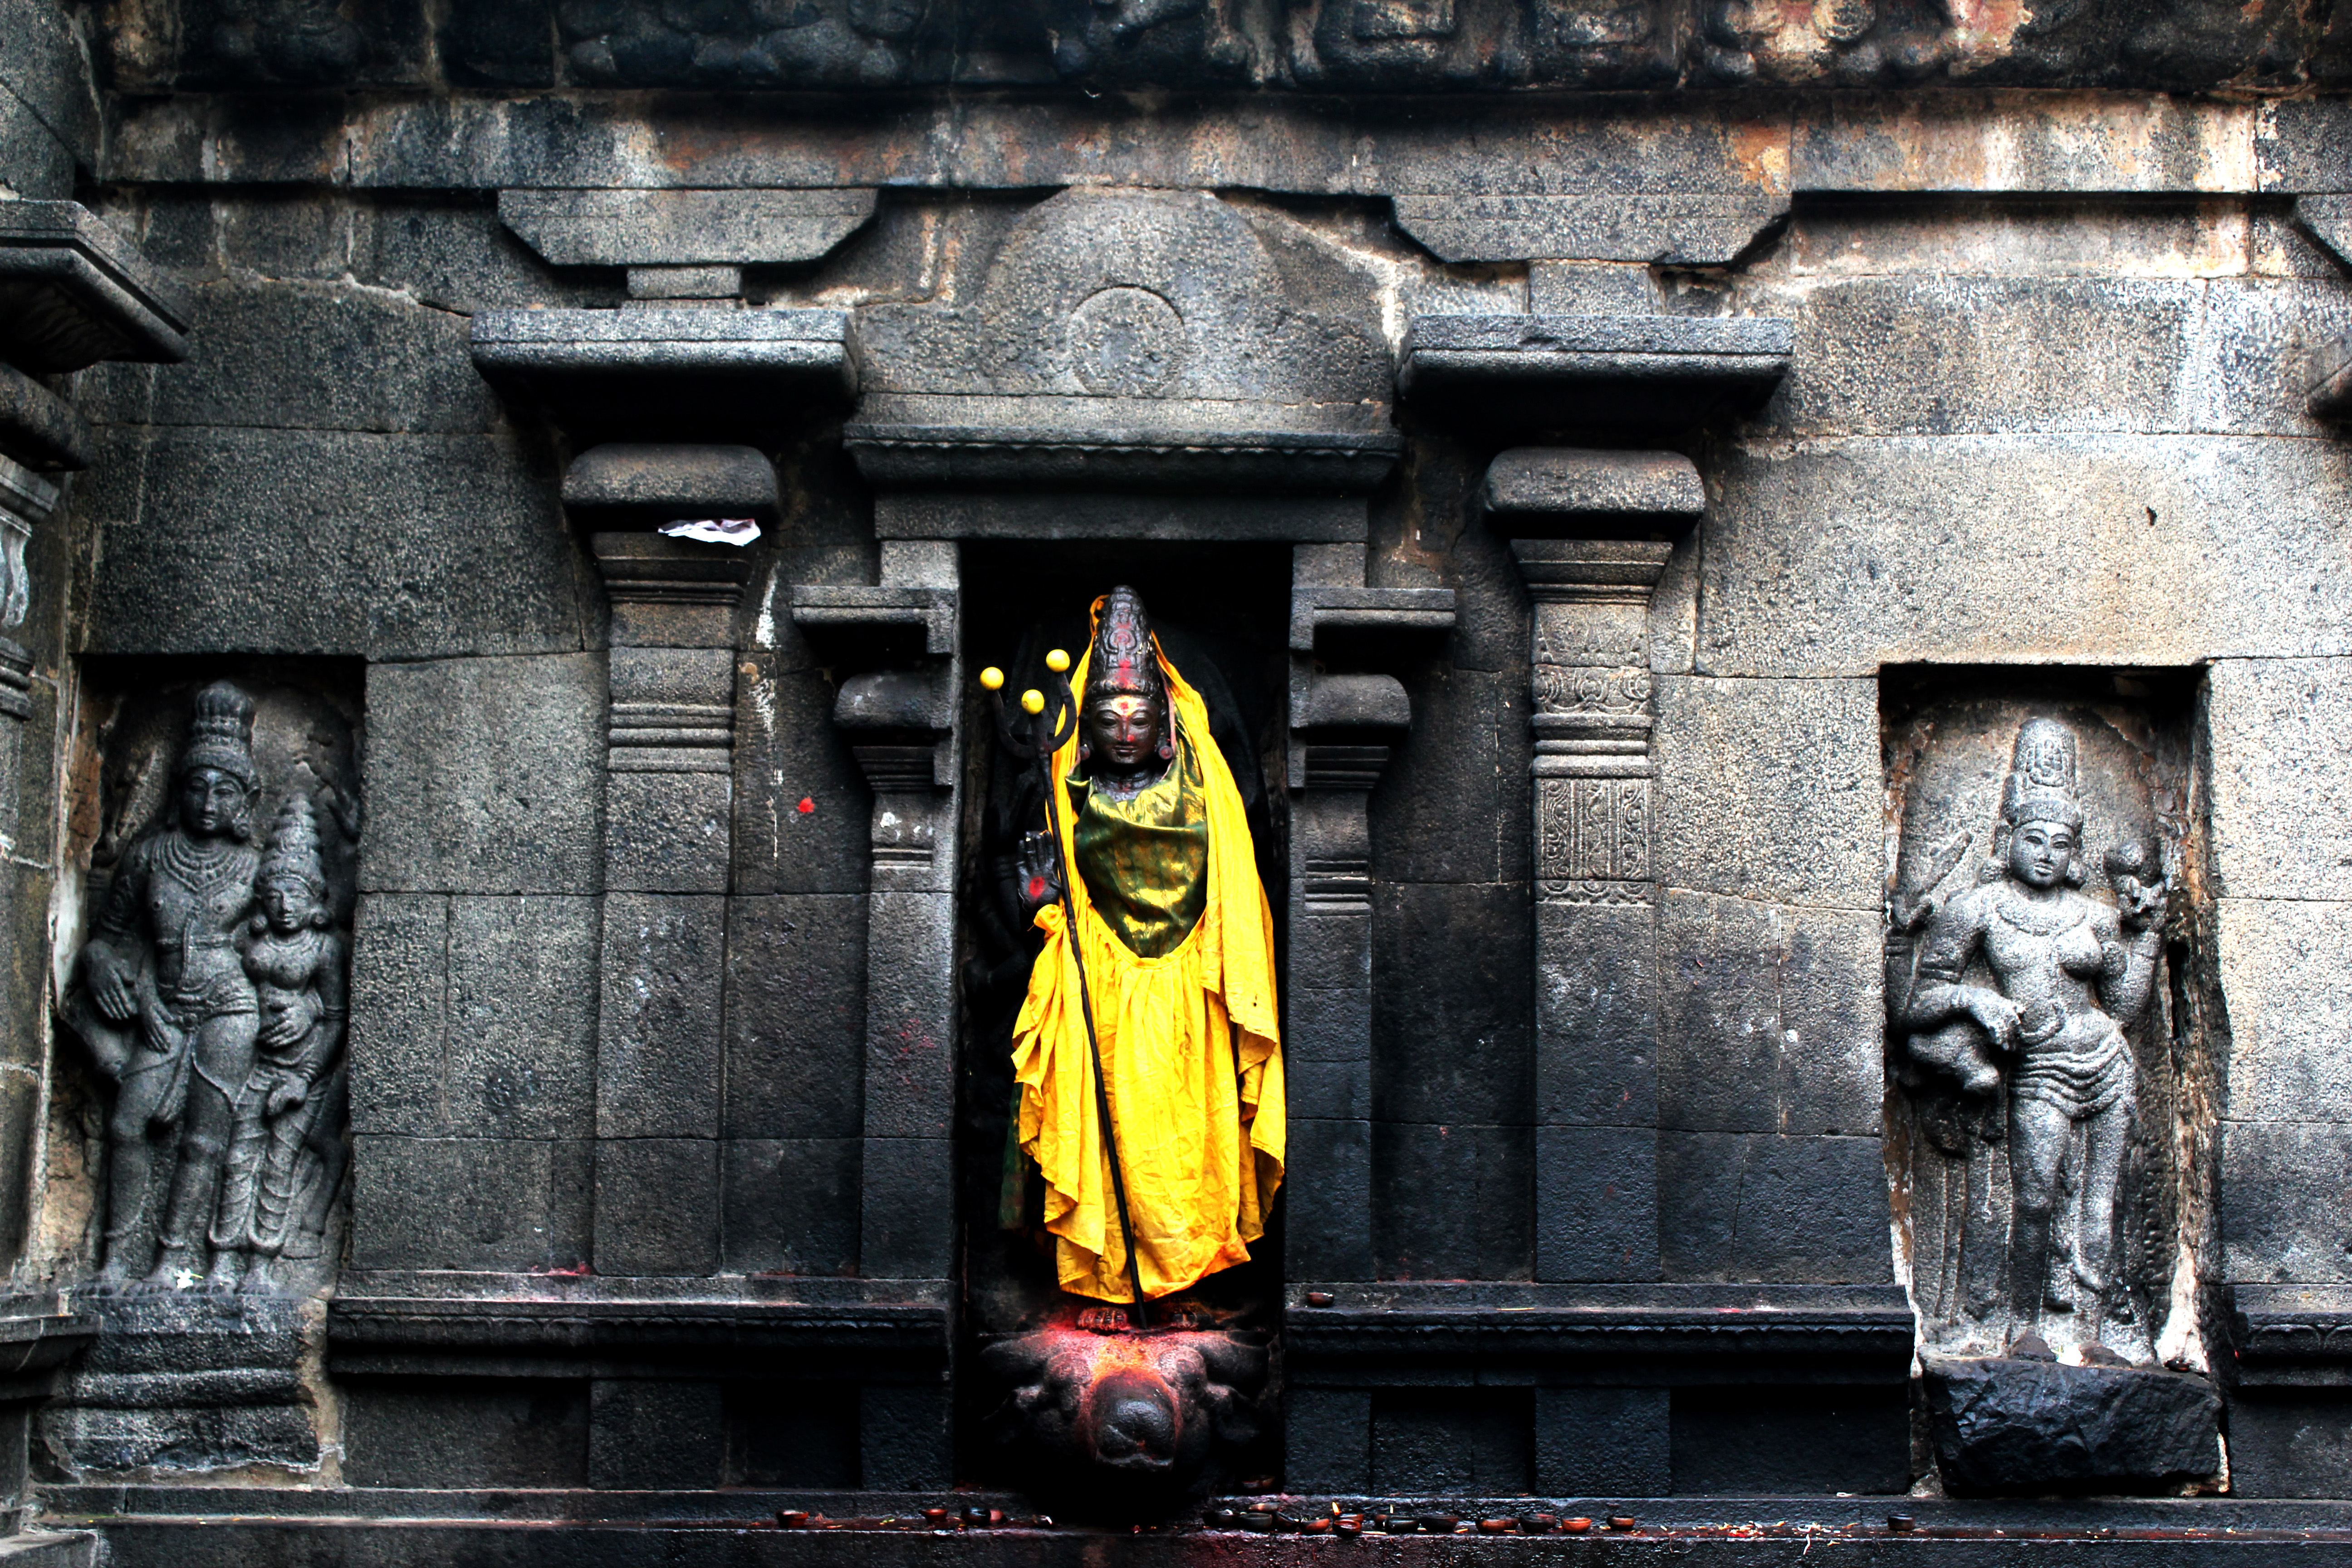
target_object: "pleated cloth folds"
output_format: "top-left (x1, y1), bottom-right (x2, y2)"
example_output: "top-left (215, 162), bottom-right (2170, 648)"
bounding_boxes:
top-left (1010, 627), bottom-right (1284, 1303)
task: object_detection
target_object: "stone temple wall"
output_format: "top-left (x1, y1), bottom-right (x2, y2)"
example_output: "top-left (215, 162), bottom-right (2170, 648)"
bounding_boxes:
top-left (0, 0), bottom-right (2350, 1561)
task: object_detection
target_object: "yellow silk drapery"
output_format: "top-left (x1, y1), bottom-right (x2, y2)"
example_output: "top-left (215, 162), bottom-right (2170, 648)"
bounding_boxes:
top-left (1009, 628), bottom-right (1284, 1303)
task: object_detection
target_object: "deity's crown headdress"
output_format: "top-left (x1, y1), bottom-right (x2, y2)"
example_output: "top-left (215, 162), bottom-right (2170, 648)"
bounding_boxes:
top-left (180, 681), bottom-right (258, 789)
top-left (260, 794), bottom-right (327, 896)
top-left (1086, 585), bottom-right (1164, 706)
top-left (2000, 717), bottom-right (2083, 833)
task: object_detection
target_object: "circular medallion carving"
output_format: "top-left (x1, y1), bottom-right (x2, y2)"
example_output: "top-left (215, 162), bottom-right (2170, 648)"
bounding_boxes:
top-left (1066, 286), bottom-right (1186, 396)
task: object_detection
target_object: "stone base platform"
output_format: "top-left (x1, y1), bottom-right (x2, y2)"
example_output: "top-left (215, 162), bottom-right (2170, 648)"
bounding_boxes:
top-left (39, 1493), bottom-right (2352, 1567)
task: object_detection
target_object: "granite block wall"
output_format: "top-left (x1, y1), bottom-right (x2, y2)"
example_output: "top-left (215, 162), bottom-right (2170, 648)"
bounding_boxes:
top-left (6, 0), bottom-right (2352, 1533)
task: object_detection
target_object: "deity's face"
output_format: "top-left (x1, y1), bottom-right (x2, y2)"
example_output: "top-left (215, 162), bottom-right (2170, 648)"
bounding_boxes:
top-left (261, 874), bottom-right (322, 934)
top-left (178, 766), bottom-right (251, 840)
top-left (1086, 692), bottom-right (1163, 776)
top-left (2007, 818), bottom-right (2077, 890)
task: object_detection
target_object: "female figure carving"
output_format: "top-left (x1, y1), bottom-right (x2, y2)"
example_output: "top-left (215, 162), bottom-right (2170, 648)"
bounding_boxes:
top-left (1901, 719), bottom-right (2166, 1352)
top-left (211, 795), bottom-right (349, 1294)
top-left (66, 682), bottom-right (264, 1288)
top-left (1009, 587), bottom-right (1284, 1308)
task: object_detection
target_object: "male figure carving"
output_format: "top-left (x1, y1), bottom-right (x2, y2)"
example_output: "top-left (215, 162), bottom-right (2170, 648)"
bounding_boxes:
top-left (1010, 588), bottom-right (1284, 1304)
top-left (1901, 719), bottom-right (2166, 1352)
top-left (66, 682), bottom-right (264, 1288)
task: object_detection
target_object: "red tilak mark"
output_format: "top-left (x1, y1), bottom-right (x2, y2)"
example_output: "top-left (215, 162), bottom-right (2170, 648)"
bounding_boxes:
top-left (1029, 877), bottom-right (1047, 902)
top-left (796, 797), bottom-right (815, 814)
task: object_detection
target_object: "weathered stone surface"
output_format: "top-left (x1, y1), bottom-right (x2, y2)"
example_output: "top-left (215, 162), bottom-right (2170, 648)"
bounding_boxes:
top-left (2227, 1392), bottom-right (2352, 1499)
top-left (500, 188), bottom-right (878, 268)
top-left (1537, 1124), bottom-right (1658, 1284)
top-left (350, 895), bottom-right (596, 1140)
top-left (348, 1136), bottom-right (592, 1272)
top-left (720, 1137), bottom-right (859, 1277)
top-left (0, 360), bottom-right (91, 470)
top-left (724, 896), bottom-right (866, 1141)
top-left (1658, 1132), bottom-right (1887, 1284)
top-left (1672, 1386), bottom-right (1911, 1496)
top-left (1698, 435), bottom-right (2352, 676)
top-left (84, 429), bottom-right (584, 660)
top-left (1656, 892), bottom-right (1880, 1138)
top-left (1398, 314), bottom-right (1793, 440)
top-left (363, 655), bottom-right (603, 894)
top-left (593, 1138), bottom-right (720, 1278)
top-left (2207, 660), bottom-right (2352, 903)
top-left (343, 1379), bottom-right (588, 1488)
top-left (1653, 676), bottom-right (1877, 909)
top-left (104, 282), bottom-right (499, 436)
top-left (597, 895), bottom-right (726, 1141)
top-left (0, 80), bottom-right (74, 201)
top-left (1535, 1385), bottom-right (1668, 1494)
top-left (2221, 1121), bottom-right (2352, 1286)
top-left (562, 444), bottom-right (778, 519)
top-left (1483, 447), bottom-right (1703, 524)
top-left (1373, 881), bottom-right (1531, 1127)
top-left (1367, 666), bottom-right (1521, 886)
top-left (1375, 1122), bottom-right (1532, 1282)
top-left (0, 0), bottom-right (98, 176)
top-left (368, 199), bottom-right (622, 314)
top-left (2218, 900), bottom-right (2352, 1125)
top-left (1921, 1356), bottom-right (2222, 1494)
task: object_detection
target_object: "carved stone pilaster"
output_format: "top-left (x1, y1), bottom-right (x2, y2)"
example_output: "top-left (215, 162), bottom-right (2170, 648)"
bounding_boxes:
top-left (0, 458), bottom-right (59, 728)
top-left (587, 534), bottom-right (751, 1281)
top-left (1283, 545), bottom-right (1453, 1287)
top-left (789, 540), bottom-right (959, 1489)
top-left (1511, 539), bottom-right (1672, 1285)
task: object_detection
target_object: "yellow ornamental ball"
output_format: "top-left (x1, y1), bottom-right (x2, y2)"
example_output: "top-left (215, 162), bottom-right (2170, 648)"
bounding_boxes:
top-left (979, 666), bottom-right (1005, 691)
top-left (1045, 648), bottom-right (1072, 674)
top-left (1021, 689), bottom-right (1047, 715)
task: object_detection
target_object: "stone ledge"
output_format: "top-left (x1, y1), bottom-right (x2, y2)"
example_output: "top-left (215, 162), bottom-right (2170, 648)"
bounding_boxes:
top-left (326, 1273), bottom-right (951, 1374)
top-left (1283, 1282), bottom-right (1914, 1377)
top-left (0, 201), bottom-right (192, 374)
top-left (499, 189), bottom-right (879, 269)
top-left (40, 1504), bottom-right (2352, 1566)
top-left (2232, 1285), bottom-right (2352, 1387)
top-left (468, 308), bottom-right (853, 440)
top-left (1398, 314), bottom-right (1792, 442)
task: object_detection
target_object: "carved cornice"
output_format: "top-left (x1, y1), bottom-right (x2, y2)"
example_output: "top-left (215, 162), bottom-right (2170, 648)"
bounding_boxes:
top-left (842, 424), bottom-right (1401, 495)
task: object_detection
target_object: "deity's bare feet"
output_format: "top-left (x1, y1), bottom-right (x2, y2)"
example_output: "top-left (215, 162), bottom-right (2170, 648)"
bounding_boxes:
top-left (237, 1259), bottom-right (279, 1297)
top-left (202, 1253), bottom-right (244, 1294)
top-left (140, 1251), bottom-right (199, 1294)
top-left (1075, 1305), bottom-right (1131, 1333)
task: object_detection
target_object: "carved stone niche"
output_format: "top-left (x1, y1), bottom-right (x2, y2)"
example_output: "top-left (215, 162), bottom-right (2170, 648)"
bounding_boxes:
top-left (1882, 670), bottom-right (2223, 1495)
top-left (43, 662), bottom-right (362, 1478)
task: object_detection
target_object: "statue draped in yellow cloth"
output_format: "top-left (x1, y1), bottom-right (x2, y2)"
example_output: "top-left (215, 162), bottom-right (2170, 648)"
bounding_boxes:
top-left (1010, 587), bottom-right (1284, 1304)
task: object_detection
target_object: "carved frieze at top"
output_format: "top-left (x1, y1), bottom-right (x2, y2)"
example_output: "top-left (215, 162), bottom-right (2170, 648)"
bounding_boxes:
top-left (94, 0), bottom-right (2339, 94)
top-left (848, 189), bottom-right (1398, 495)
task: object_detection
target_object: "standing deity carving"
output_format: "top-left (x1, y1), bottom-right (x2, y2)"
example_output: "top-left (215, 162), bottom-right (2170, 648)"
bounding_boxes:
top-left (1889, 717), bottom-right (2171, 1362)
top-left (964, 586), bottom-right (1281, 1511)
top-left (61, 680), bottom-right (356, 1295)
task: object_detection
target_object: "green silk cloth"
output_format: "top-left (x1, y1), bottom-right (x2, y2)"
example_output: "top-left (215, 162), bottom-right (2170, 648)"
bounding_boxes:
top-left (1067, 725), bottom-right (1210, 959)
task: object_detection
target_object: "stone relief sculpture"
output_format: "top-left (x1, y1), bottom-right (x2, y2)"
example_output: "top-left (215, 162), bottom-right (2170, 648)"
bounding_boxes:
top-left (1886, 698), bottom-right (2222, 1493)
top-left (61, 679), bottom-right (358, 1297)
top-left (1896, 720), bottom-right (2165, 1360)
top-left (211, 796), bottom-right (349, 1294)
